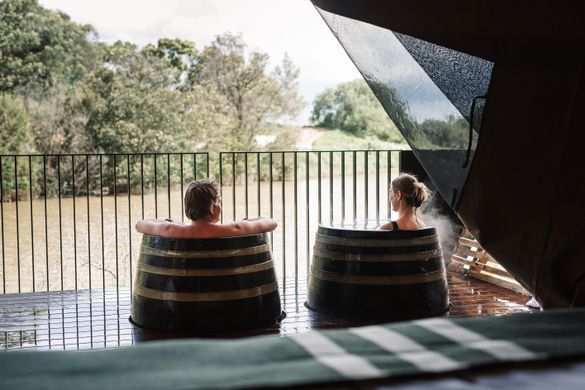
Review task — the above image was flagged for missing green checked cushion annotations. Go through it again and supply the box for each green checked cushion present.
[2,309,585,390]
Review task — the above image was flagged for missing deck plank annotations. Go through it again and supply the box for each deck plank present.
[0,272,536,351]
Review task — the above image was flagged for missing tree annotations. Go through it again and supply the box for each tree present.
[311,79,403,142]
[83,41,228,154]
[0,95,32,153]
[142,38,197,87]
[190,33,304,151]
[0,0,100,94]
[419,115,468,149]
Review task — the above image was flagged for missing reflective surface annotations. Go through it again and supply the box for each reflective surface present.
[317,8,494,206]
[1,271,536,351]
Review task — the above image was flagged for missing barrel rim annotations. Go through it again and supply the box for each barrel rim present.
[318,223,437,239]
[142,232,267,240]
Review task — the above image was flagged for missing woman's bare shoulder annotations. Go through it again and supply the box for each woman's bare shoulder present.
[378,222,394,231]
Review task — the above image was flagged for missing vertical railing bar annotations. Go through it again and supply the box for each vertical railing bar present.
[29,156,35,292]
[294,152,298,292]
[127,155,133,295]
[305,152,310,281]
[89,298,94,349]
[353,151,357,220]
[193,153,197,180]
[140,155,144,220]
[43,156,49,291]
[257,153,261,217]
[365,151,369,221]
[15,157,21,292]
[86,155,91,291]
[281,152,286,289]
[57,156,62,291]
[0,157,5,293]
[269,153,274,250]
[102,279,106,348]
[114,155,119,303]
[99,155,105,290]
[61,306,66,350]
[317,151,322,223]
[329,151,333,223]
[244,152,249,218]
[154,155,158,219]
[376,151,380,221]
[47,298,52,349]
[206,153,209,178]
[341,151,346,222]
[398,150,402,173]
[232,153,236,221]
[75,300,80,350]
[180,154,184,223]
[167,154,171,219]
[72,156,77,291]
[219,153,224,224]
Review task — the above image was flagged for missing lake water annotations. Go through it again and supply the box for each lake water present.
[0,174,397,294]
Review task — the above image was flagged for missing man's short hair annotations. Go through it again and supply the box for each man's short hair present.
[184,179,220,221]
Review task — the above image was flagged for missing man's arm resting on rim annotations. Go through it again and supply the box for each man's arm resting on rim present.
[135,219,186,236]
[223,217,278,236]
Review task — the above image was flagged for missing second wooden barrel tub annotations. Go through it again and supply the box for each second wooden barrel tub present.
[307,222,449,321]
[131,233,282,332]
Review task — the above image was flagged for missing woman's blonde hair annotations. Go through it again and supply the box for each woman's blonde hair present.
[391,173,430,208]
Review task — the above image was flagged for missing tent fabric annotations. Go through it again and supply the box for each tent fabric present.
[2,309,585,389]
[310,0,585,307]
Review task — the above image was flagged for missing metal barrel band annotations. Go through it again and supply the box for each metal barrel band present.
[136,260,275,277]
[310,269,446,285]
[312,248,443,262]
[134,281,279,302]
[315,233,439,248]
[140,244,269,259]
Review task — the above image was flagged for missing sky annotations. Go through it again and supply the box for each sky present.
[38,0,362,125]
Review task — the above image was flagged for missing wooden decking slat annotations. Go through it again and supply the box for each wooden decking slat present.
[0,272,536,351]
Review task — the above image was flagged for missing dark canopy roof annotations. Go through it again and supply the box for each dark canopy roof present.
[311,0,585,307]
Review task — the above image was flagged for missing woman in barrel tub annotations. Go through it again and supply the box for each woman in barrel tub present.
[136,179,277,237]
[380,173,430,231]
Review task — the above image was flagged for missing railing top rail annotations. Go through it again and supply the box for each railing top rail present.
[0,150,409,158]
[218,149,403,155]
[0,152,210,157]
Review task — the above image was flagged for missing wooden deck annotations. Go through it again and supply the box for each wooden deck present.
[0,271,536,351]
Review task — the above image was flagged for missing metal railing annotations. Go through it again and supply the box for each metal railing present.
[0,150,402,295]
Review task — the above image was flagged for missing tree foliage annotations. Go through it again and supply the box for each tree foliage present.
[0,0,100,93]
[0,95,32,153]
[0,1,303,158]
[311,78,403,142]
[191,34,303,151]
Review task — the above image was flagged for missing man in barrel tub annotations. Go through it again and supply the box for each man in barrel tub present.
[136,179,277,237]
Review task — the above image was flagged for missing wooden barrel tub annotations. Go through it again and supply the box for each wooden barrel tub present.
[131,233,282,332]
[307,222,448,321]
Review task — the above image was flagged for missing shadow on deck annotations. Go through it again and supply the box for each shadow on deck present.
[0,271,536,351]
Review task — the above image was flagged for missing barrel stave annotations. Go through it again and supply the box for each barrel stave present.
[132,233,282,332]
[308,224,449,321]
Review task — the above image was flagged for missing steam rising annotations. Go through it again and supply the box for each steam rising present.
[420,195,463,265]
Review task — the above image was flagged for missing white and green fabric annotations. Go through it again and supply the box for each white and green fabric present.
[2,309,585,390]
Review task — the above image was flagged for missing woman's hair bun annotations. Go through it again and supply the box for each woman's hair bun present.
[413,181,430,207]
[392,173,430,208]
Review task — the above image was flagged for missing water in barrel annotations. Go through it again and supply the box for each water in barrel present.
[308,221,449,320]
[131,232,282,332]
